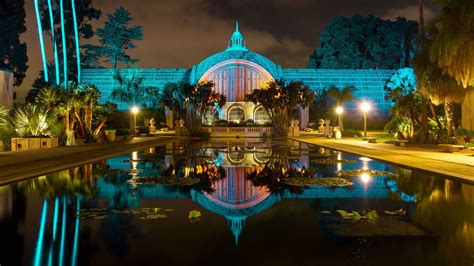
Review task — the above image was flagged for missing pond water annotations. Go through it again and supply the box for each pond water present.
[0,140,473,266]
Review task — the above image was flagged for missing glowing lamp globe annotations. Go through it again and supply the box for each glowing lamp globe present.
[336,106,344,114]
[360,102,371,113]
[131,106,140,114]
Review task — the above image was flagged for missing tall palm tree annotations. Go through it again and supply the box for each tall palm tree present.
[430,0,474,88]
[111,71,155,108]
[81,85,101,140]
[327,85,356,130]
[245,79,313,138]
[36,87,63,111]
[418,54,467,137]
[56,84,83,146]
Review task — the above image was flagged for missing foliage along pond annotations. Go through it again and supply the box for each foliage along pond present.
[0,140,473,266]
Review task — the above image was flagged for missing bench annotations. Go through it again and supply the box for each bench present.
[366,137,377,143]
[438,144,465,153]
[393,140,409,147]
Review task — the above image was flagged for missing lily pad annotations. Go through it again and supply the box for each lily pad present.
[366,210,378,220]
[384,209,406,216]
[188,210,201,219]
[351,212,362,223]
[145,214,167,219]
[282,177,353,187]
[337,210,355,219]
[311,158,357,164]
[336,169,396,177]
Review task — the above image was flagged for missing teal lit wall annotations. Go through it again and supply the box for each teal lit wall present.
[82,67,397,114]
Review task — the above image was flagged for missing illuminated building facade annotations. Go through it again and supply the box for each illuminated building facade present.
[82,23,398,128]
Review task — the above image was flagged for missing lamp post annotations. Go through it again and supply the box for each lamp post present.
[336,106,344,130]
[130,106,139,136]
[360,102,371,139]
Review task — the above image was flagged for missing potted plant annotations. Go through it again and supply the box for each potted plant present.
[104,129,117,142]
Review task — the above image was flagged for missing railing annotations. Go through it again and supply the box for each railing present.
[204,127,271,137]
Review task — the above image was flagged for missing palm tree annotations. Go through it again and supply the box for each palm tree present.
[14,104,58,137]
[36,86,63,111]
[430,0,474,88]
[81,85,101,140]
[326,85,356,130]
[418,62,467,138]
[158,82,189,121]
[111,71,155,108]
[185,81,226,136]
[56,84,84,146]
[245,79,313,138]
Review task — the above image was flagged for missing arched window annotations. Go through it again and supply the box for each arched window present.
[199,59,274,102]
[254,106,271,125]
[228,105,245,123]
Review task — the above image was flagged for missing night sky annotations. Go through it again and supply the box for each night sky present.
[18,0,438,100]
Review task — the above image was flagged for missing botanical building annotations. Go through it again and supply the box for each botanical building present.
[82,23,397,128]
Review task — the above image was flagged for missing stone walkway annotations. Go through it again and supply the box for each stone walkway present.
[0,137,176,185]
[292,137,474,184]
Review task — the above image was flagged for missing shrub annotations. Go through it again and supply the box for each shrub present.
[245,119,255,126]
[216,119,228,127]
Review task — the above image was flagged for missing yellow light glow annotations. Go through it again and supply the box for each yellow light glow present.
[360,102,371,113]
[360,173,371,184]
[336,106,343,114]
[131,106,139,114]
[359,157,372,162]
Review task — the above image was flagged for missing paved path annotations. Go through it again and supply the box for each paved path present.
[0,137,176,185]
[292,137,474,184]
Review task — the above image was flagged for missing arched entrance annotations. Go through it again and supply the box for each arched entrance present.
[253,106,271,125]
[199,59,274,122]
[228,105,245,123]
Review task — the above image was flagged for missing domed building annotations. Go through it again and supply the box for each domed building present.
[82,22,398,129]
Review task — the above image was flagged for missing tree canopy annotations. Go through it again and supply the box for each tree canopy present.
[111,71,157,108]
[245,79,314,138]
[308,16,418,69]
[158,81,226,136]
[86,6,143,69]
[36,0,101,86]
[0,0,28,85]
[429,0,474,88]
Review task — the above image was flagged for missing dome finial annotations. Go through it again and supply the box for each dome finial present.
[226,21,247,51]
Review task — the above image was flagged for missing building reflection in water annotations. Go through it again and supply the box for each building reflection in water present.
[6,141,473,264]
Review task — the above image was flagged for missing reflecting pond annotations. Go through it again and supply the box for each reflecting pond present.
[0,140,473,266]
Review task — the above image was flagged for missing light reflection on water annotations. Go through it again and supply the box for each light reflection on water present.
[0,140,473,266]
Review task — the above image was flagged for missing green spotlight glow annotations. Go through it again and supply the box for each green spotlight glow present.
[33,0,49,82]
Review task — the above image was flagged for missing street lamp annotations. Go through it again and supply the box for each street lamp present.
[335,106,344,130]
[360,102,371,139]
[130,105,139,136]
